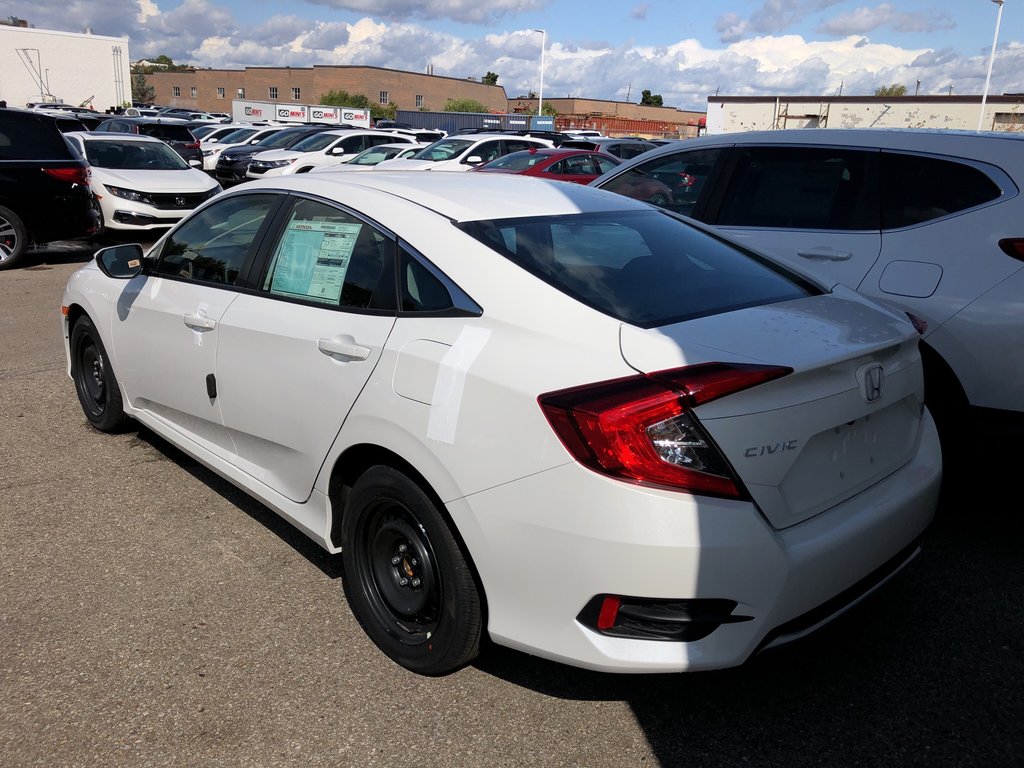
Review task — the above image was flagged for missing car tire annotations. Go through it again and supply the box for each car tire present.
[0,204,28,270]
[341,465,482,675]
[70,315,129,433]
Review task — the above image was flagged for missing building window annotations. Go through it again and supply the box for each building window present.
[190,86,197,98]
[379,91,389,105]
[237,88,245,99]
[269,87,278,100]
[216,87,225,99]
[415,95,423,108]
[172,86,180,97]
[292,87,301,100]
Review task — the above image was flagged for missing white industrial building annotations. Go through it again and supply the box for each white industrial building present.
[0,24,131,111]
[706,95,1024,134]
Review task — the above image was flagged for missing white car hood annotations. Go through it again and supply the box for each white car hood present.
[251,149,303,162]
[93,167,219,192]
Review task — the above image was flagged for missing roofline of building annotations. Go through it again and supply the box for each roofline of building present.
[0,25,128,42]
[709,94,1024,105]
[170,64,508,91]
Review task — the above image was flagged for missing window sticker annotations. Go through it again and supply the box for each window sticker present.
[270,218,363,304]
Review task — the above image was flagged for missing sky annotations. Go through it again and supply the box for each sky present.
[3,0,1022,111]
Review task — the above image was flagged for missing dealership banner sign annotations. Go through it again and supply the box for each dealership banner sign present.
[232,100,371,128]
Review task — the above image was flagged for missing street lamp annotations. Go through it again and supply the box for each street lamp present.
[978,0,1006,132]
[533,29,546,117]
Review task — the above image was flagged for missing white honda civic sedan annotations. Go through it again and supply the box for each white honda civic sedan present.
[65,131,221,233]
[61,172,941,675]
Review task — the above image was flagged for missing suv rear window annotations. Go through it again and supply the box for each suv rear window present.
[0,112,72,160]
[459,209,817,327]
[140,125,195,142]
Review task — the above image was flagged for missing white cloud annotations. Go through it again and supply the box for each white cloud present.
[300,0,546,25]
[817,4,956,36]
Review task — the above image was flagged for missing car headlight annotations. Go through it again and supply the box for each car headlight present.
[258,158,296,168]
[202,147,223,157]
[105,185,154,205]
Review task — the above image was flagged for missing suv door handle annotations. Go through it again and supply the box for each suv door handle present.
[318,336,371,361]
[796,246,853,261]
[183,313,217,331]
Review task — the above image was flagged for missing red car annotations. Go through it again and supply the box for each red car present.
[472,147,620,184]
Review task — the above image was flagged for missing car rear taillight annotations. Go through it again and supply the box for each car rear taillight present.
[998,238,1024,262]
[539,363,792,499]
[43,166,90,185]
[186,141,200,149]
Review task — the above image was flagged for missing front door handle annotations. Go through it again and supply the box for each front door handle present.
[796,246,853,261]
[318,336,371,361]
[184,313,217,331]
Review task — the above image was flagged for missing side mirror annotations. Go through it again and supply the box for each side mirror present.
[464,155,483,165]
[95,243,145,279]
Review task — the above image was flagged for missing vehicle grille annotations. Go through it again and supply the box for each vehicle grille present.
[149,191,214,210]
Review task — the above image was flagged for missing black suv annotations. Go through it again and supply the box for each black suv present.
[0,108,99,269]
[214,125,341,186]
[92,117,203,167]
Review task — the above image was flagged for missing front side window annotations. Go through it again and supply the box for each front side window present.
[880,152,1003,229]
[261,198,394,310]
[601,148,723,217]
[459,209,817,328]
[155,194,278,285]
[269,87,278,100]
[715,146,876,230]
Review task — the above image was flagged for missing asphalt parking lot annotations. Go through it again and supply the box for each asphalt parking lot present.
[1,240,1022,768]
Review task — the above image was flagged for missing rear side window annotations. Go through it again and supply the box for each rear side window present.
[716,146,876,230]
[459,210,817,328]
[0,113,72,159]
[142,125,194,142]
[880,152,1002,229]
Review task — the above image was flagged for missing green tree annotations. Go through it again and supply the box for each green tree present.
[639,89,664,107]
[444,98,490,113]
[131,73,155,104]
[320,89,371,108]
[874,83,908,97]
[482,71,499,86]
[541,101,558,116]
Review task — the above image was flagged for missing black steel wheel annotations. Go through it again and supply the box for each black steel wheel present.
[341,466,482,675]
[0,204,27,270]
[70,315,129,432]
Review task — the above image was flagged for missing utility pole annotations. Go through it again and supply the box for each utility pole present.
[625,83,631,102]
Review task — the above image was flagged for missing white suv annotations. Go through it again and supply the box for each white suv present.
[375,132,553,171]
[246,129,417,178]
[593,128,1024,442]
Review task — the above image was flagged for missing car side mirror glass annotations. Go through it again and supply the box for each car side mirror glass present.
[95,243,145,279]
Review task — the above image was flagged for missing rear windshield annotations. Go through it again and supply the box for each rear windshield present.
[140,124,194,142]
[0,112,72,160]
[458,210,818,327]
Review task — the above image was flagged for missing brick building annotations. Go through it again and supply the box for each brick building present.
[508,97,706,139]
[147,66,508,114]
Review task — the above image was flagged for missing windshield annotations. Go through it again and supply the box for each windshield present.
[255,130,308,149]
[458,209,818,328]
[350,146,404,165]
[411,138,475,162]
[291,133,342,152]
[85,140,188,170]
[218,128,258,144]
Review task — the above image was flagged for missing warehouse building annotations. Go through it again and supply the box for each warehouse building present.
[0,22,131,111]
[147,66,509,115]
[707,94,1024,134]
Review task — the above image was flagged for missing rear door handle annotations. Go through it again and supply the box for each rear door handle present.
[318,336,371,361]
[183,313,217,331]
[796,246,853,261]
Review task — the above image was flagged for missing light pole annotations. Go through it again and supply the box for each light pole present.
[533,29,546,117]
[978,0,1006,132]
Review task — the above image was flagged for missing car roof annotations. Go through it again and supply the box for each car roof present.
[237,170,651,222]
[606,127,1024,170]
[65,131,164,144]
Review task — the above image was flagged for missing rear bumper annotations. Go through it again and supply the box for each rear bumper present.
[451,410,941,673]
